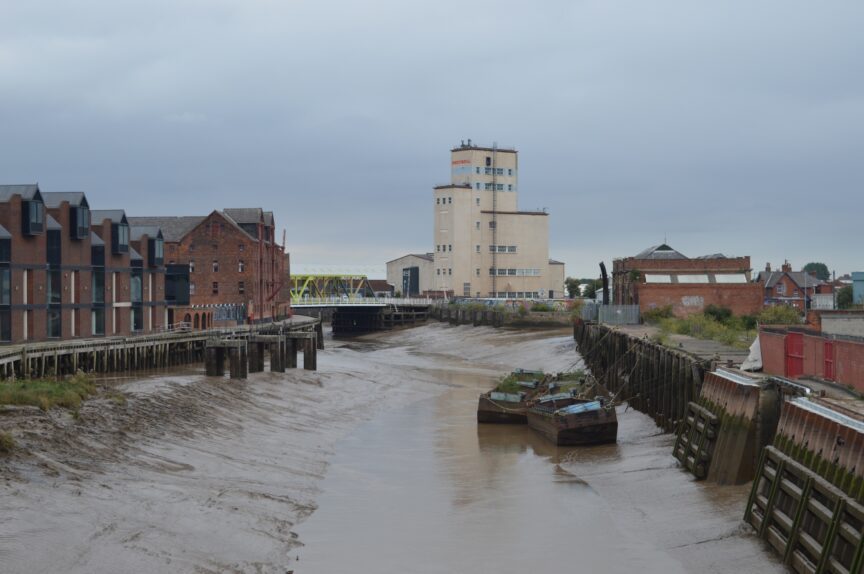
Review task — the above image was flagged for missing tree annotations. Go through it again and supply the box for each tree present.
[802,262,830,281]
[582,279,600,299]
[837,285,853,309]
[564,277,581,298]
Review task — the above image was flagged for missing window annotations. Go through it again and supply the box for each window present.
[113,223,129,254]
[508,184,512,191]
[507,246,516,253]
[489,221,496,229]
[508,169,513,176]
[475,183,480,190]
[47,270,62,304]
[475,268,480,276]
[485,157,491,166]
[448,268,451,275]
[436,198,440,204]
[489,245,496,252]
[92,270,105,303]
[448,197,452,204]
[448,244,452,251]
[476,198,480,206]
[508,268,517,276]
[212,282,219,295]
[498,246,507,253]
[238,281,245,294]
[23,201,44,235]
[239,243,245,252]
[0,269,9,305]
[436,245,440,252]
[189,260,195,273]
[238,260,245,273]
[152,238,164,266]
[189,283,196,295]
[776,283,785,295]
[463,283,471,296]
[91,308,105,336]
[475,167,480,174]
[475,221,480,230]
[73,206,90,239]
[212,260,219,272]
[437,269,441,275]
[475,245,480,253]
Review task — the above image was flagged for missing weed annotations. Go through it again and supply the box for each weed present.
[0,432,14,454]
[0,376,96,411]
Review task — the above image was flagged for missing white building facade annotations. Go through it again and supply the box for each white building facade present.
[432,141,563,298]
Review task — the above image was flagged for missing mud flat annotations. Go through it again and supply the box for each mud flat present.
[1,324,784,573]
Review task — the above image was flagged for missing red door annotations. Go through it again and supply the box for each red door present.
[824,341,835,381]
[785,333,804,378]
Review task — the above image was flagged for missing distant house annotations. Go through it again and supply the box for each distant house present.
[757,261,833,311]
[386,253,434,297]
[367,279,394,298]
[612,244,763,317]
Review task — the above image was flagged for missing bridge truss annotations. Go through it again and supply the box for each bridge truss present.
[289,274,374,301]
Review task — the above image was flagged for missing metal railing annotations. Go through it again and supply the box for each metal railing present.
[291,296,433,307]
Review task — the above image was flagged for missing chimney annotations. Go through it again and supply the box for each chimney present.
[781,260,792,273]
[765,262,771,273]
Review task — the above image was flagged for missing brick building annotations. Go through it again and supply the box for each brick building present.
[756,261,832,312]
[612,244,763,317]
[760,322,864,392]
[0,185,171,343]
[130,207,289,328]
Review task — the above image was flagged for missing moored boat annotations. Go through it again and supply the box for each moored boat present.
[527,393,618,446]
[477,370,545,424]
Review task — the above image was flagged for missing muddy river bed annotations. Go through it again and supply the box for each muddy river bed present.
[0,323,785,573]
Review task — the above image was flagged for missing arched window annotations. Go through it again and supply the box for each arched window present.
[183,313,191,328]
[202,314,207,330]
[194,314,200,329]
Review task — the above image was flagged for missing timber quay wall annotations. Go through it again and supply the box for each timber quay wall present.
[0,318,323,379]
[573,318,709,432]
[429,305,573,329]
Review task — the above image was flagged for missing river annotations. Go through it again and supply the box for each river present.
[0,323,785,573]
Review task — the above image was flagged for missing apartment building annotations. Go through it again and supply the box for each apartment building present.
[0,185,171,343]
[433,141,563,298]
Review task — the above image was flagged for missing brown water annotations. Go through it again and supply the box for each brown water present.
[0,323,784,573]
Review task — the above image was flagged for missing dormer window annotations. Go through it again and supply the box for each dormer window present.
[113,223,129,254]
[149,237,164,267]
[22,200,44,235]
[72,206,90,239]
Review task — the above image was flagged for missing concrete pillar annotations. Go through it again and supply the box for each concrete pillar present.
[269,342,283,372]
[249,342,265,372]
[229,346,247,379]
[286,338,298,369]
[303,338,317,371]
[205,347,225,376]
[316,322,324,350]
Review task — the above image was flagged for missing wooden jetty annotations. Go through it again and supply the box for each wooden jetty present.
[0,316,321,381]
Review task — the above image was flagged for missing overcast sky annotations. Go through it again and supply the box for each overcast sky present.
[1,1,862,279]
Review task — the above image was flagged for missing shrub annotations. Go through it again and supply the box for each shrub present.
[0,432,14,454]
[0,376,96,411]
[704,305,733,324]
[530,303,552,313]
[517,305,528,317]
[642,305,674,324]
[758,305,802,325]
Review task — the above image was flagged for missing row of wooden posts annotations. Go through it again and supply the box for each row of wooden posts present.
[0,319,325,380]
[204,330,322,379]
[573,319,708,432]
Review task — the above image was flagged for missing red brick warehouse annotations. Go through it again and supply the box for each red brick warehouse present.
[612,244,763,317]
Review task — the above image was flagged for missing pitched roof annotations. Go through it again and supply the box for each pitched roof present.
[549,259,565,265]
[758,271,826,289]
[43,191,88,208]
[223,208,263,225]
[128,216,205,242]
[633,244,687,260]
[367,279,393,292]
[91,209,127,224]
[46,214,62,231]
[263,211,274,227]
[0,224,11,239]
[0,184,41,201]
[386,253,434,264]
[90,231,104,246]
[129,246,142,261]
[129,225,163,241]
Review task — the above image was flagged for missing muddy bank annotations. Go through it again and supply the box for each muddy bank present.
[0,324,782,573]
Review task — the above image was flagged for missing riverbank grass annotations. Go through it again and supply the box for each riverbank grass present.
[0,373,96,411]
[0,432,14,454]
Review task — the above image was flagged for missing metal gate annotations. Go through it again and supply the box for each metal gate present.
[785,332,804,378]
[824,340,835,381]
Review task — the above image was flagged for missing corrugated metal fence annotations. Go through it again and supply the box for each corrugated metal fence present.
[581,303,640,325]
